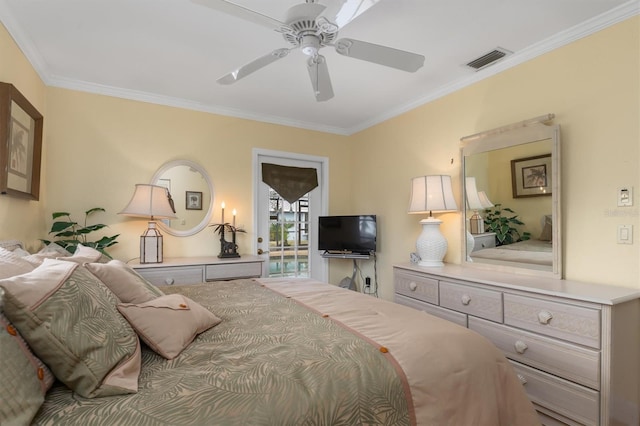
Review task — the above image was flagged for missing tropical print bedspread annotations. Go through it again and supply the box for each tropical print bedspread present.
[34,279,411,425]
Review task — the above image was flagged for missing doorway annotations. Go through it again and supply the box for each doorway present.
[253,149,328,282]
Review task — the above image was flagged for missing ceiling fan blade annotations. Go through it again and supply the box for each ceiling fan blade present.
[316,0,382,33]
[307,55,334,102]
[191,0,291,33]
[334,38,424,72]
[218,48,291,85]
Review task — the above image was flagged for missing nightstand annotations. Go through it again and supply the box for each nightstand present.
[471,232,496,252]
[130,255,264,286]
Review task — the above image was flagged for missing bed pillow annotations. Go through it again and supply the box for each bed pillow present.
[0,288,55,425]
[0,247,35,278]
[117,294,222,360]
[58,243,111,264]
[21,243,73,266]
[85,260,164,304]
[0,259,142,398]
[539,215,553,241]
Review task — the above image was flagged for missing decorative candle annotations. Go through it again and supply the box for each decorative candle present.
[221,202,225,223]
[232,209,236,228]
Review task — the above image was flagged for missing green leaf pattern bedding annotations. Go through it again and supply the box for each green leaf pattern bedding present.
[34,279,411,425]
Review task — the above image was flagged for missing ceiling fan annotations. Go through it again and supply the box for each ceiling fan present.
[192,0,425,101]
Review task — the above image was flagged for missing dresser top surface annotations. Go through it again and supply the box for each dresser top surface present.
[394,263,640,305]
[130,255,265,269]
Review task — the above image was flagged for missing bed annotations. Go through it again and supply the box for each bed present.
[0,242,540,426]
[470,238,553,269]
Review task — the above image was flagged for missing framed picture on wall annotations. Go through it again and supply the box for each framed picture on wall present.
[0,82,43,200]
[186,191,203,210]
[511,154,552,198]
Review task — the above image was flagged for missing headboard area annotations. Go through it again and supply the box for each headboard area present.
[0,240,26,312]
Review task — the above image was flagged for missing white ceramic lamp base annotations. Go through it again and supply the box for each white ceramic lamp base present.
[466,230,475,262]
[415,217,448,267]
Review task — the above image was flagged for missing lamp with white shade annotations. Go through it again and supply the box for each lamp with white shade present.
[119,184,177,264]
[408,175,458,267]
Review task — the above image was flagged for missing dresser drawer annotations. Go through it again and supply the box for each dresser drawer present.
[395,294,467,327]
[504,294,601,349]
[205,262,262,281]
[510,361,599,426]
[439,281,502,322]
[136,265,204,286]
[394,270,439,304]
[469,317,600,390]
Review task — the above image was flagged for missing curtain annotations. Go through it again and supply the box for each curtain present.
[261,163,318,204]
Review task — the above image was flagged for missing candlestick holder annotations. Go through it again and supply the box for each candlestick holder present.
[210,223,244,258]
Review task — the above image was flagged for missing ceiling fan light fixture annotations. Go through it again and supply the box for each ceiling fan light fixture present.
[300,35,321,56]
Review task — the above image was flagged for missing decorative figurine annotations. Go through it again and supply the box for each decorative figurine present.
[211,222,245,258]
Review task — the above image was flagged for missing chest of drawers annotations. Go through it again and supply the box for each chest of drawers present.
[394,263,640,426]
[131,256,264,286]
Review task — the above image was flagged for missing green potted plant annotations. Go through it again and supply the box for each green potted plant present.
[483,204,531,246]
[41,208,119,257]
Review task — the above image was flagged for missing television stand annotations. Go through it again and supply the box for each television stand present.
[321,251,376,295]
[321,251,371,259]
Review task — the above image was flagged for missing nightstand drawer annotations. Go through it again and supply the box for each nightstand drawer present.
[136,265,204,286]
[205,262,262,280]
[440,281,502,322]
[471,232,496,251]
[470,317,600,389]
[394,270,439,304]
[504,294,601,349]
[510,361,599,426]
[395,294,467,327]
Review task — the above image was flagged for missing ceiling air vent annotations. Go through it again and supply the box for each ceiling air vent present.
[466,48,512,71]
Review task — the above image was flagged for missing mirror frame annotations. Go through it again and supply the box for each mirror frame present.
[150,159,214,237]
[461,117,562,279]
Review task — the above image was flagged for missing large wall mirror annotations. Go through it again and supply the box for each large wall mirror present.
[461,115,562,278]
[151,160,214,237]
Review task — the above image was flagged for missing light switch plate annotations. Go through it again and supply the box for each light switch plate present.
[618,224,633,244]
[618,187,633,207]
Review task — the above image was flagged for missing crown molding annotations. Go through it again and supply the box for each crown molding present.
[1,0,637,136]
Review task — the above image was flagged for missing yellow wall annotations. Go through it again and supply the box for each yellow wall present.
[351,16,640,298]
[1,17,638,299]
[0,23,48,250]
[43,89,352,265]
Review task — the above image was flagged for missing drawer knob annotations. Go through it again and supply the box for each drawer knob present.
[461,294,471,305]
[409,282,417,291]
[165,278,175,285]
[514,340,528,354]
[517,374,527,385]
[537,310,553,325]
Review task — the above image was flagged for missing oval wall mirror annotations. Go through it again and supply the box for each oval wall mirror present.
[150,160,214,237]
[461,115,562,278]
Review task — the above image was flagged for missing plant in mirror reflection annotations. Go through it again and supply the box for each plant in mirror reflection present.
[483,204,531,246]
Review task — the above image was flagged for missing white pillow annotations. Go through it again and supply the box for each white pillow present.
[0,248,35,279]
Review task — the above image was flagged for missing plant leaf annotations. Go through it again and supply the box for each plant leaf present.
[52,212,70,219]
[50,221,76,233]
[85,207,106,216]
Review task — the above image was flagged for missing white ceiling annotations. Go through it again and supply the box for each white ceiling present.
[0,0,637,135]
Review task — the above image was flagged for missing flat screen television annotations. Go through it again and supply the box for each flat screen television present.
[318,215,377,254]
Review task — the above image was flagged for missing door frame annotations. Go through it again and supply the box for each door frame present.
[252,148,329,282]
